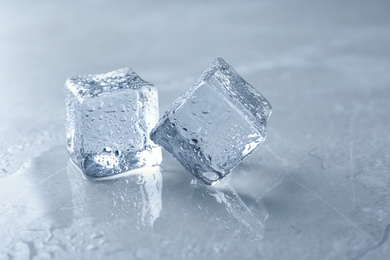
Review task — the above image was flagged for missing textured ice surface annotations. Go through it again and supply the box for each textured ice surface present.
[65,68,161,179]
[151,58,272,185]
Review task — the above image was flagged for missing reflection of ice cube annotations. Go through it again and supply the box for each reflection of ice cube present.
[138,168,163,227]
[212,185,267,240]
[65,68,162,179]
[151,58,272,185]
[157,166,268,243]
[67,163,163,228]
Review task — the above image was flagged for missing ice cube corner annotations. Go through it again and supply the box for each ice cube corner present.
[150,58,272,185]
[65,68,161,179]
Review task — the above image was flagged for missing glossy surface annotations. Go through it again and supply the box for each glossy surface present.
[151,58,271,185]
[0,0,389,259]
[65,68,161,178]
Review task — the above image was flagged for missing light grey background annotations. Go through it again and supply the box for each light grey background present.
[0,0,389,259]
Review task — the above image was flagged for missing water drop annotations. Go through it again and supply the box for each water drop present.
[166,128,176,138]
[181,142,189,150]
[192,164,202,174]
[86,106,95,112]
[103,147,112,153]
[201,171,220,182]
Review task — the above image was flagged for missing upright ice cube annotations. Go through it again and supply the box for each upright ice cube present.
[65,68,161,179]
[151,58,271,185]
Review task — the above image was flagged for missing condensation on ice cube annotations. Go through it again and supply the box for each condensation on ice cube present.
[65,68,162,179]
[151,58,272,185]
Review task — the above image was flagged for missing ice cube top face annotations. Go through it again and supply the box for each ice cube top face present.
[151,58,272,185]
[65,68,161,179]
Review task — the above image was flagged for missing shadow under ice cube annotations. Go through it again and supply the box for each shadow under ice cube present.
[151,58,272,185]
[65,68,161,179]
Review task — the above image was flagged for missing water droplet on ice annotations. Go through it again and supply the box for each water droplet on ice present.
[86,106,95,112]
[181,142,189,150]
[103,147,112,153]
[201,171,219,182]
[166,128,176,138]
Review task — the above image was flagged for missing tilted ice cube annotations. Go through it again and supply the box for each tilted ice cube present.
[65,68,161,179]
[151,58,271,185]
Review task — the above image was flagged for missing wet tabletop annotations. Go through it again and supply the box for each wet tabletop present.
[1,0,390,259]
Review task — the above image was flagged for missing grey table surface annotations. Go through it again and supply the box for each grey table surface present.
[1,0,390,259]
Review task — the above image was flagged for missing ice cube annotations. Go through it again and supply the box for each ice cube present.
[150,58,271,185]
[65,68,162,179]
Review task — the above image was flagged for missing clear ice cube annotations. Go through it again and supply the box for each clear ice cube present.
[151,58,272,185]
[65,68,162,179]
